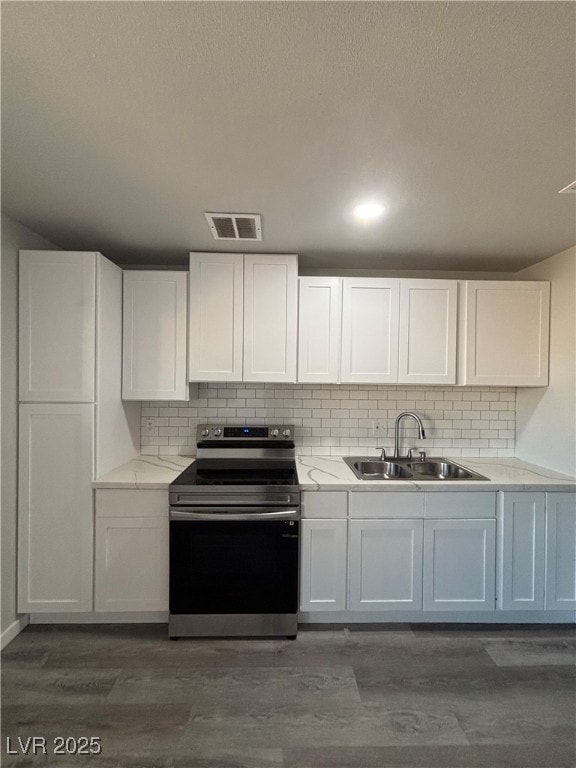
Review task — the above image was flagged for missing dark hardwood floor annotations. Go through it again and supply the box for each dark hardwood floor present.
[2,623,575,768]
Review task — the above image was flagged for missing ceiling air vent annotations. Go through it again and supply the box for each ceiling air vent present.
[558,180,576,193]
[205,213,262,241]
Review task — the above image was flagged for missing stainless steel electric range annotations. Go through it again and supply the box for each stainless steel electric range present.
[168,425,300,639]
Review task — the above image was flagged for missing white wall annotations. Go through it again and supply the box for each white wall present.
[515,246,576,477]
[1,214,61,642]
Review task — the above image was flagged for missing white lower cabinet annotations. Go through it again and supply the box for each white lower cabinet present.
[497,491,576,612]
[497,492,546,610]
[349,519,423,610]
[18,404,95,613]
[545,493,576,610]
[300,519,347,611]
[95,490,168,612]
[423,518,496,611]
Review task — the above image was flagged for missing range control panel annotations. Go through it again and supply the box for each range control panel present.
[196,425,294,441]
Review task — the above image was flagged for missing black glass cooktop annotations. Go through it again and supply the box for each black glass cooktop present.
[171,459,298,488]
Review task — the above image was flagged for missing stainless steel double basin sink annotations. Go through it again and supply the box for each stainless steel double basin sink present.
[343,457,489,481]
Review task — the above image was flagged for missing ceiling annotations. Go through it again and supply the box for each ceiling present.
[2,1,575,271]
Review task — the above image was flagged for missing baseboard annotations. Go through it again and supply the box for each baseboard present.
[29,611,168,624]
[1,614,30,649]
[299,610,576,623]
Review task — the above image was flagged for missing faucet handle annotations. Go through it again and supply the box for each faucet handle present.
[407,448,427,461]
[378,447,388,460]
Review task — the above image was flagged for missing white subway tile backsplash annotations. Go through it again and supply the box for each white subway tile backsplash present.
[140,384,516,457]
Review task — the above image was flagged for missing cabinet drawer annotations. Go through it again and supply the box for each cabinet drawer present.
[302,491,348,518]
[95,489,168,518]
[425,492,496,519]
[350,492,424,518]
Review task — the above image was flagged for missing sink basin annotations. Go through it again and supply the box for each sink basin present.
[344,456,489,481]
[353,460,413,479]
[411,461,475,479]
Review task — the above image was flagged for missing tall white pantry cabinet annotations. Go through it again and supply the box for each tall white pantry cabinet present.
[18,251,139,613]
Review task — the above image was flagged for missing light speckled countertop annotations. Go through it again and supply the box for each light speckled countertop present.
[93,455,194,489]
[94,454,575,492]
[296,455,575,492]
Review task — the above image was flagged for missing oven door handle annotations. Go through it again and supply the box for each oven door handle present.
[169,508,300,521]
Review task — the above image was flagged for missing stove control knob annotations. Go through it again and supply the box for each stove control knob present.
[201,428,209,437]
[282,429,291,437]
[270,429,279,437]
[213,428,222,437]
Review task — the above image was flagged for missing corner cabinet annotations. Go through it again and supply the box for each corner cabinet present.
[188,252,298,383]
[459,281,550,386]
[122,271,188,400]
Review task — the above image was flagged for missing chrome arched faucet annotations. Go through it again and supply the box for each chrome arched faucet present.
[393,412,426,459]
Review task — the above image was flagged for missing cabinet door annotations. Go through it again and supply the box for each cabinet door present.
[461,281,550,386]
[18,404,94,612]
[19,251,96,402]
[398,280,457,384]
[349,520,423,610]
[497,492,545,611]
[545,493,576,610]
[189,252,244,381]
[300,519,347,611]
[340,278,400,383]
[122,271,188,400]
[243,254,298,382]
[423,519,496,611]
[298,277,342,383]
[95,517,168,612]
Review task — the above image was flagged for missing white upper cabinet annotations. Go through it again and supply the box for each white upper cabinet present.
[19,251,96,402]
[243,254,298,382]
[122,271,188,400]
[188,253,298,383]
[188,252,243,381]
[459,281,550,386]
[398,279,457,385]
[297,277,342,383]
[340,278,400,383]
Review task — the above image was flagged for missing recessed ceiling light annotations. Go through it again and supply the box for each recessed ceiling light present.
[353,202,386,220]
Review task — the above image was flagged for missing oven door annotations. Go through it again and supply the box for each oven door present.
[169,510,299,616]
